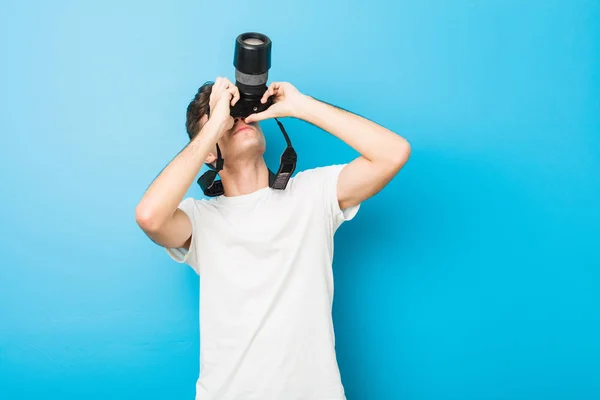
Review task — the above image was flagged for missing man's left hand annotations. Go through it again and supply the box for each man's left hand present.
[244,82,308,123]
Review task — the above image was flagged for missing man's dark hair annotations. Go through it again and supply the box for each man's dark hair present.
[186,81,214,140]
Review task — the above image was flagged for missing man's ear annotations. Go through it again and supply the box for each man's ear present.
[205,151,217,166]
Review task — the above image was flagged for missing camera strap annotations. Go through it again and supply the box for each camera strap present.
[197,118,297,197]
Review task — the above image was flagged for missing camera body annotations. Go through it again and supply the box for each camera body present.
[229,83,273,118]
[230,32,273,119]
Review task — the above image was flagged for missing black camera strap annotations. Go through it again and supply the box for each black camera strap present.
[197,117,297,197]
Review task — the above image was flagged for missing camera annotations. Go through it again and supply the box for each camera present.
[198,32,297,197]
[230,32,273,119]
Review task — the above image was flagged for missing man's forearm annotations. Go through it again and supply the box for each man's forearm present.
[135,121,220,231]
[295,95,409,164]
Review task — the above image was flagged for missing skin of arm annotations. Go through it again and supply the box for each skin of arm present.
[135,121,221,249]
[296,95,411,209]
[245,82,411,209]
[135,77,239,249]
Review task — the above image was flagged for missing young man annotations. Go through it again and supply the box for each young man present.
[135,77,411,399]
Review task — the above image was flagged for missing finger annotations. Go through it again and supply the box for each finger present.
[261,83,274,103]
[219,77,233,95]
[261,82,277,103]
[223,88,233,102]
[268,82,279,99]
[222,77,235,88]
[228,86,240,106]
[244,113,259,123]
[210,78,218,95]
[244,109,272,123]
[218,77,230,92]
[211,78,221,103]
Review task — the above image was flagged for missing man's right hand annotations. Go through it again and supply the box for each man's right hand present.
[208,77,240,136]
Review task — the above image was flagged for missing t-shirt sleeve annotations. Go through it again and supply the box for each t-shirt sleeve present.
[165,197,201,274]
[321,164,361,231]
[293,164,361,232]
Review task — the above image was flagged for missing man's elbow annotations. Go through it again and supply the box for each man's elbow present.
[385,137,411,171]
[135,204,163,234]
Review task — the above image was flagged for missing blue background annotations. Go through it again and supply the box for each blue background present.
[1,0,599,399]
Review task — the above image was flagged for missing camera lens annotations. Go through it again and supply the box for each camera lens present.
[243,37,264,45]
[233,32,271,87]
[230,32,273,118]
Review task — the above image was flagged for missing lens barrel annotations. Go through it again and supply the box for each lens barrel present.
[233,32,271,80]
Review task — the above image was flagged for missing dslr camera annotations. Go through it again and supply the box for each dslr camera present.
[230,32,274,119]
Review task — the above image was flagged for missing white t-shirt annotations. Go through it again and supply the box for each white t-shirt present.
[166,164,360,400]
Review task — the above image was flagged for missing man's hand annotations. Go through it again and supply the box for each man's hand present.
[208,77,240,135]
[244,82,308,123]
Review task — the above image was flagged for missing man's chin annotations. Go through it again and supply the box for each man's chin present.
[233,138,265,156]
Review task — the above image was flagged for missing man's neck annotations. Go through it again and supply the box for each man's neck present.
[220,158,270,197]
